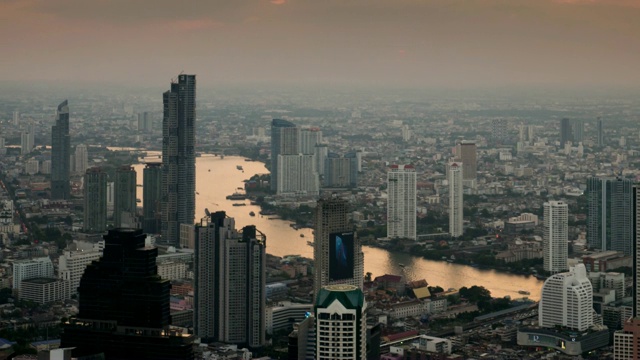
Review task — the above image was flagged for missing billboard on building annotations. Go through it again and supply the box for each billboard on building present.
[329,232,354,281]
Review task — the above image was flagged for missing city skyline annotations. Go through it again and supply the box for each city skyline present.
[1,1,639,89]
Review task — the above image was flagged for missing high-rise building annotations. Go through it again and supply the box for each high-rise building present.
[587,177,633,255]
[74,144,88,174]
[387,165,416,240]
[560,118,573,146]
[313,197,364,298]
[51,100,71,200]
[138,111,152,132]
[58,250,102,295]
[61,229,194,359]
[633,186,640,317]
[314,144,329,176]
[162,74,196,245]
[300,127,322,155]
[315,284,367,360]
[544,200,569,273]
[83,168,107,233]
[491,118,509,144]
[456,140,477,180]
[324,153,358,188]
[448,162,464,238]
[143,162,162,234]
[12,257,54,291]
[539,264,593,331]
[20,131,34,155]
[572,119,584,144]
[270,119,298,191]
[277,154,319,195]
[0,137,6,155]
[12,111,19,126]
[597,117,604,147]
[194,211,266,347]
[114,166,137,228]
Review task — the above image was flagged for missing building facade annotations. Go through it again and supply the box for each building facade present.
[162,74,196,245]
[143,162,162,234]
[539,264,593,331]
[12,257,54,291]
[83,167,107,233]
[74,144,88,174]
[20,278,70,304]
[387,165,416,240]
[58,250,102,295]
[544,200,569,273]
[277,154,319,195]
[51,100,71,200]
[587,177,633,255]
[448,162,464,238]
[270,119,299,191]
[114,166,137,228]
[456,140,477,180]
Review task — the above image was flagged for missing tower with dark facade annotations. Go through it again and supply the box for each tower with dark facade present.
[143,162,162,234]
[560,118,573,146]
[51,100,71,199]
[83,167,107,233]
[270,119,298,191]
[587,177,633,255]
[61,228,194,359]
[162,74,196,245]
[114,166,137,228]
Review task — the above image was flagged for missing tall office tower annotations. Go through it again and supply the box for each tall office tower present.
[0,137,5,155]
[300,127,322,155]
[324,153,358,188]
[12,257,54,291]
[527,125,535,142]
[634,186,640,317]
[137,111,152,132]
[114,166,137,228]
[543,200,569,273]
[587,177,633,255]
[313,197,364,298]
[448,162,464,238]
[83,168,107,233]
[194,211,266,347]
[20,131,34,155]
[597,117,604,146]
[58,250,102,295]
[277,154,319,195]
[491,118,509,144]
[143,162,162,234]
[539,264,593,331]
[456,140,477,180]
[315,284,367,360]
[560,118,573,146]
[270,119,299,191]
[61,229,194,359]
[387,165,417,240]
[572,119,584,143]
[314,144,329,176]
[12,111,19,126]
[74,144,88,174]
[162,74,196,245]
[51,100,71,200]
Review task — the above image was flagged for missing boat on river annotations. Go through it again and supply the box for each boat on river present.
[518,290,531,295]
[249,211,256,216]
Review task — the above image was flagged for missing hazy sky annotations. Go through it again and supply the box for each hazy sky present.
[1,0,639,89]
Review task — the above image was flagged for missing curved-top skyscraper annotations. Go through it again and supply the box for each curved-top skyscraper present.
[51,100,71,200]
[162,74,196,245]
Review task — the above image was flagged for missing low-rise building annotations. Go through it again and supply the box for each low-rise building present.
[19,278,70,304]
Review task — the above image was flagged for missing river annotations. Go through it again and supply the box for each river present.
[132,154,543,300]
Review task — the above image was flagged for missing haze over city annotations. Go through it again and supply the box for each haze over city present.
[2,0,640,89]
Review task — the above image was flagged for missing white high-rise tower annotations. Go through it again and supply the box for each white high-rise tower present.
[75,144,89,174]
[387,165,417,240]
[539,264,593,331]
[544,201,569,273]
[448,162,464,237]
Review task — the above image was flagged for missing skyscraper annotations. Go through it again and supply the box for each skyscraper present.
[74,144,88,174]
[587,177,633,255]
[138,111,152,132]
[456,141,477,180]
[270,119,298,191]
[51,100,71,200]
[314,197,364,298]
[539,264,593,331]
[20,130,34,155]
[194,211,266,347]
[387,164,417,240]
[61,229,194,359]
[572,119,584,144]
[12,111,19,126]
[324,153,358,188]
[83,167,107,233]
[597,117,604,147]
[300,127,322,155]
[560,118,573,146]
[491,118,509,144]
[315,285,367,360]
[162,74,196,245]
[277,154,319,195]
[114,166,137,228]
[633,186,640,317]
[448,162,464,238]
[544,200,569,273]
[143,162,162,234]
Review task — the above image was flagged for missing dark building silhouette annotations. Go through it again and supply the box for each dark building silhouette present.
[51,100,71,200]
[560,118,573,146]
[113,166,137,228]
[83,167,107,233]
[162,74,196,245]
[61,228,194,359]
[143,162,162,234]
[270,119,298,191]
[597,117,604,146]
